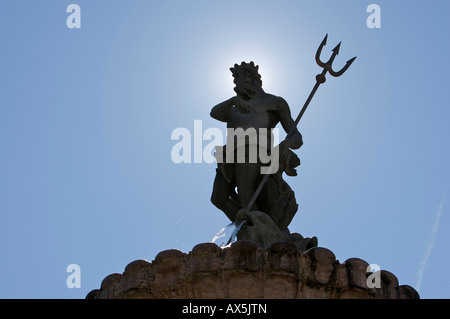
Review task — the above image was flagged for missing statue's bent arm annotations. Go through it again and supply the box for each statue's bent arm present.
[277,97,303,149]
[210,97,235,122]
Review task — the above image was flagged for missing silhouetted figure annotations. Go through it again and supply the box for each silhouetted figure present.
[210,61,301,232]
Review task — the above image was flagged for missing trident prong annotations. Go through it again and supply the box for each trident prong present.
[315,34,328,68]
[329,56,357,77]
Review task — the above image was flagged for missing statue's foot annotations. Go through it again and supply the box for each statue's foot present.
[306,236,318,250]
[287,233,318,253]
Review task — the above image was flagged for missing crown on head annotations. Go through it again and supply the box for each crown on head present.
[230,61,262,86]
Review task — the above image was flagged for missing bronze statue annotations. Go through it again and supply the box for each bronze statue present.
[210,61,302,230]
[210,35,356,251]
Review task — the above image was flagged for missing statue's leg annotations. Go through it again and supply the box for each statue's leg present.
[211,171,240,221]
[235,162,260,211]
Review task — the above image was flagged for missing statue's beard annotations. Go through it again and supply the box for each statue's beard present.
[234,83,256,101]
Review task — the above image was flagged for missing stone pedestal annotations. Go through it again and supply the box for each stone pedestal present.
[86,241,419,299]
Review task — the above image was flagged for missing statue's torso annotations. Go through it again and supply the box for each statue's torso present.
[227,93,280,131]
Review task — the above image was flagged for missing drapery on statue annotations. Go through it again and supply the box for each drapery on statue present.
[210,61,316,251]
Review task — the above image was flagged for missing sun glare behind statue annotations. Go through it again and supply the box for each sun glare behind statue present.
[205,43,287,103]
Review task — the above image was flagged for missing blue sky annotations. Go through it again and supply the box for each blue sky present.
[0,1,449,299]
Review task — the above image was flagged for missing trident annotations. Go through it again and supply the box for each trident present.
[245,34,357,212]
